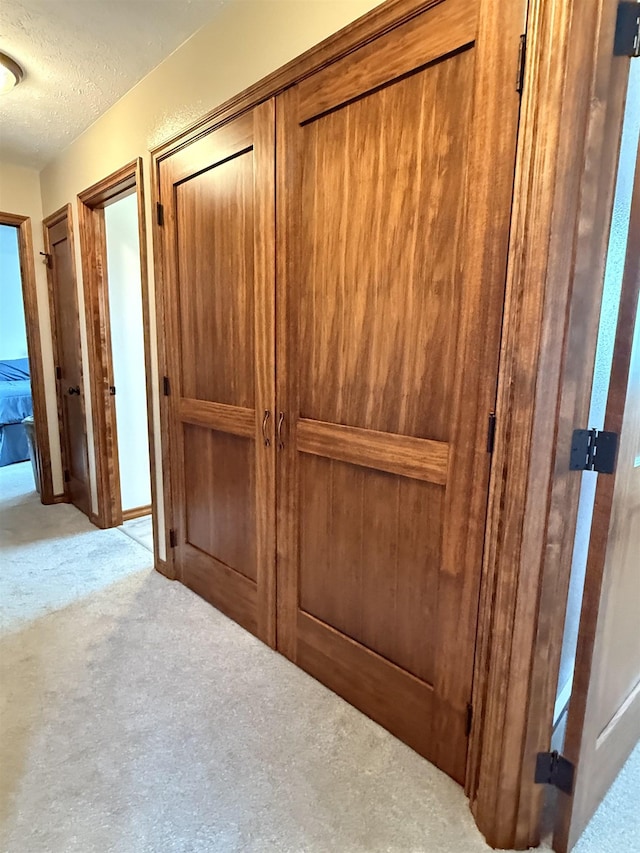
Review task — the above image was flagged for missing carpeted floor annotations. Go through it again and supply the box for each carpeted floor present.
[118,514,154,553]
[0,462,638,853]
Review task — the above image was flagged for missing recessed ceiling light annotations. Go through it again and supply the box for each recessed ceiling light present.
[0,52,23,94]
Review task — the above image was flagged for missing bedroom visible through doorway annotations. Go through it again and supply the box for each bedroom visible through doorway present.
[0,224,34,477]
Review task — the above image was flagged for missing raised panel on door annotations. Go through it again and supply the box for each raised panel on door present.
[276,0,526,783]
[46,214,91,517]
[159,102,276,645]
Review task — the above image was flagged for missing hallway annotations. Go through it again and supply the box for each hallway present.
[0,463,637,853]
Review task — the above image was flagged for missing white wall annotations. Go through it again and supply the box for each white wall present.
[0,224,28,360]
[104,194,151,512]
[0,162,63,493]
[37,0,385,554]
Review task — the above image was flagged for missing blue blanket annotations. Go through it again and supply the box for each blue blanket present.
[0,359,32,466]
[0,359,32,426]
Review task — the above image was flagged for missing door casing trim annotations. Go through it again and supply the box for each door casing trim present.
[77,159,159,568]
[0,210,55,504]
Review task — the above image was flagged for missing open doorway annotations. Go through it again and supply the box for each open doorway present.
[77,160,156,556]
[0,212,54,503]
[104,193,152,548]
[0,224,32,469]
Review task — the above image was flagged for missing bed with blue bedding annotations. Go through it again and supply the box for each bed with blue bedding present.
[0,358,33,466]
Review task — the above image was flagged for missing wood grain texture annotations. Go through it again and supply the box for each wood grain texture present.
[158,101,276,646]
[297,419,449,484]
[299,455,443,684]
[77,198,121,528]
[297,49,472,443]
[0,211,55,504]
[43,205,91,518]
[276,0,525,788]
[183,425,257,582]
[554,130,640,853]
[469,0,633,848]
[176,149,255,408]
[179,399,254,437]
[151,0,447,160]
[296,0,473,124]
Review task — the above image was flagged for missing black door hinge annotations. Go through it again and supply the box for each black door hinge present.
[64,469,70,483]
[156,202,164,226]
[465,703,473,737]
[487,411,497,454]
[163,376,171,396]
[109,385,116,396]
[535,751,575,796]
[169,528,177,548]
[55,365,62,380]
[570,428,618,474]
[516,34,527,93]
[614,2,640,56]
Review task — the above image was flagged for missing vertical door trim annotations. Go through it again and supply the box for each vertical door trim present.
[469,0,633,848]
[77,160,160,561]
[0,210,55,503]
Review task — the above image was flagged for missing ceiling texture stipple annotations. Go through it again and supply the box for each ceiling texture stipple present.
[0,0,228,170]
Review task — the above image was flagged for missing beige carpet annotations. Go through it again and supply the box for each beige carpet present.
[1,462,638,853]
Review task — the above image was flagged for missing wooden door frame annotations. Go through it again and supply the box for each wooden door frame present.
[0,210,55,503]
[468,0,634,848]
[43,204,90,509]
[77,159,157,547]
[150,0,634,848]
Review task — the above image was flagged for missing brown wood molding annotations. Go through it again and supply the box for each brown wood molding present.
[151,0,445,161]
[150,132,177,579]
[42,203,90,511]
[78,160,137,209]
[469,0,632,848]
[122,504,152,521]
[0,210,55,504]
[77,158,158,554]
[77,193,121,528]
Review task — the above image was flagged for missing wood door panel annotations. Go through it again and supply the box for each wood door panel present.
[160,100,276,645]
[296,611,469,784]
[176,149,255,408]
[299,455,442,683]
[179,398,254,438]
[299,47,473,441]
[180,543,258,637]
[297,418,449,484]
[45,210,91,516]
[183,424,257,582]
[296,0,474,125]
[277,0,525,784]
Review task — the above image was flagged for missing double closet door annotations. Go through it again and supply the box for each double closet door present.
[158,0,523,785]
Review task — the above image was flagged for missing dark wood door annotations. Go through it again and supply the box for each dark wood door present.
[276,0,526,783]
[159,102,276,644]
[45,209,91,517]
[554,139,640,853]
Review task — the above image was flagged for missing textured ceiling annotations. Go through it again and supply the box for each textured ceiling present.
[0,0,227,169]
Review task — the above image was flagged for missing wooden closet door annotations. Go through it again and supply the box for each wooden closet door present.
[276,0,526,783]
[45,211,91,517]
[159,102,276,644]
